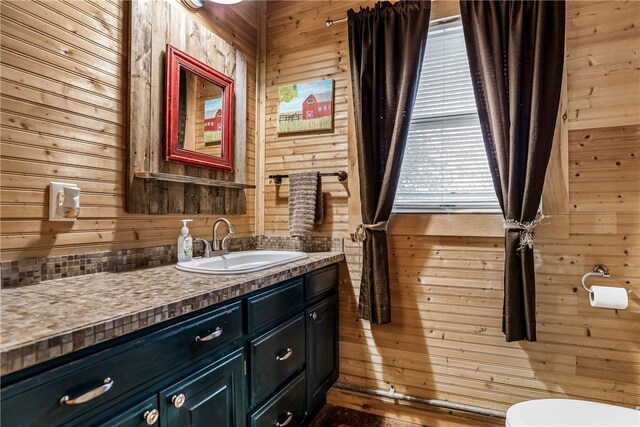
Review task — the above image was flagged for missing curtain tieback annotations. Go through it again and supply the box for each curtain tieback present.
[354,221,388,243]
[503,214,548,251]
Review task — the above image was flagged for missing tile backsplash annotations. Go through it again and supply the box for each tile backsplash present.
[1,236,343,288]
[255,235,342,252]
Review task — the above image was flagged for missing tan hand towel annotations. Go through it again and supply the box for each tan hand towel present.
[288,171,323,237]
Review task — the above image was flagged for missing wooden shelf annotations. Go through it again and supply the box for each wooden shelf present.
[135,172,256,189]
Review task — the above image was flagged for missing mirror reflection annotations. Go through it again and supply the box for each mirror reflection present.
[178,69,224,158]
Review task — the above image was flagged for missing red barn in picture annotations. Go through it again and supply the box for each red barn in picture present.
[204,109,223,132]
[302,93,332,119]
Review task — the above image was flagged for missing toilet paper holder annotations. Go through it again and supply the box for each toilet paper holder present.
[581,265,629,294]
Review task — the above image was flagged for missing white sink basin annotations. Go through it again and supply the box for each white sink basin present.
[175,250,308,274]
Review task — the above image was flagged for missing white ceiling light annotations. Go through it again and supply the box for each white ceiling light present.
[181,0,204,9]
[182,0,242,9]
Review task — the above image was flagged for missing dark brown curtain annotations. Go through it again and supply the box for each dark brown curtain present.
[460,1,565,341]
[347,1,431,324]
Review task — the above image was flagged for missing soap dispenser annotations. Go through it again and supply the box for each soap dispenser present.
[178,219,194,262]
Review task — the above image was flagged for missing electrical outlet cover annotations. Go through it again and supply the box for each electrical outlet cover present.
[49,182,79,221]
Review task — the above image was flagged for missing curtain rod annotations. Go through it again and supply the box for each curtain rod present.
[325,16,347,27]
[325,14,460,27]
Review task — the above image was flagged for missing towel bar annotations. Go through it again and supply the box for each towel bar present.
[269,171,348,185]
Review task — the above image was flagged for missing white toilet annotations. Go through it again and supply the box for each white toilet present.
[506,399,640,427]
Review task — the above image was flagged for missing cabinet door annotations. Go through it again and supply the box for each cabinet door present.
[160,349,245,427]
[305,294,339,409]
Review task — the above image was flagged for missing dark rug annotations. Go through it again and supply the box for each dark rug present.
[307,404,425,427]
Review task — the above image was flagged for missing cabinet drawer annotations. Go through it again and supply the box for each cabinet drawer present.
[249,372,306,427]
[247,279,304,333]
[249,314,305,407]
[1,302,242,427]
[305,264,338,301]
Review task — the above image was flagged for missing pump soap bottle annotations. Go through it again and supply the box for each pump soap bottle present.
[178,219,194,262]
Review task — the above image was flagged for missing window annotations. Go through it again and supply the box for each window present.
[394,19,500,213]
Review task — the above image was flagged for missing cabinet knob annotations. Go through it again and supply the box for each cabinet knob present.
[59,378,114,405]
[171,393,186,408]
[310,312,317,320]
[275,348,293,361]
[276,411,293,427]
[143,409,159,425]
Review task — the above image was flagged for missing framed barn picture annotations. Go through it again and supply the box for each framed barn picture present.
[203,97,223,145]
[277,79,334,134]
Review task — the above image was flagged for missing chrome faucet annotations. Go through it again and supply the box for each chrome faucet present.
[212,218,234,251]
[193,238,212,258]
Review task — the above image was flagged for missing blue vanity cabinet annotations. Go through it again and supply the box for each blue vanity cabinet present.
[246,263,340,426]
[0,262,340,427]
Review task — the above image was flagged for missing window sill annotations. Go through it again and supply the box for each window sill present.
[387,213,569,239]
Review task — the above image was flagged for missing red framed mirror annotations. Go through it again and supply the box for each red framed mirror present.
[165,44,234,171]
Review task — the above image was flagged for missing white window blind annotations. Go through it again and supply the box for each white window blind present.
[394,19,500,213]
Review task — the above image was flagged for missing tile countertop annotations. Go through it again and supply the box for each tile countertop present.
[0,251,344,376]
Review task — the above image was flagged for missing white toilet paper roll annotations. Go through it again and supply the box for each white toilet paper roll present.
[589,285,628,309]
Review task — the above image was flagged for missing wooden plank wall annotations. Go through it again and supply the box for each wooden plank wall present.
[263,1,361,236]
[0,0,638,420]
[0,0,258,260]
[264,0,640,420]
[127,0,248,215]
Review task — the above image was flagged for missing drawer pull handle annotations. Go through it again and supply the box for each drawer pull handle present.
[276,411,293,427]
[310,311,317,320]
[171,393,186,408]
[195,327,222,343]
[143,409,159,425]
[276,348,293,361]
[59,378,114,405]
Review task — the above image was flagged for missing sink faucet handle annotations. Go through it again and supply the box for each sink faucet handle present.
[193,238,212,257]
[220,232,234,251]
